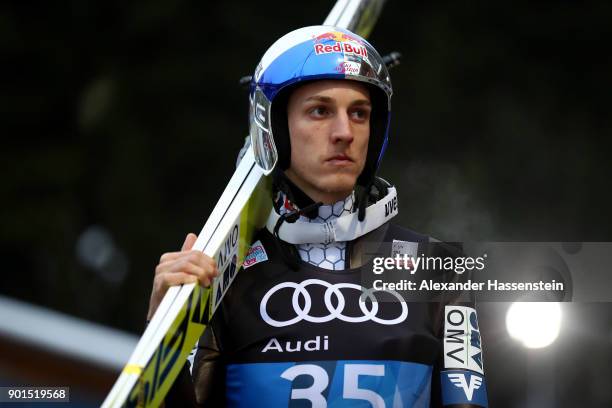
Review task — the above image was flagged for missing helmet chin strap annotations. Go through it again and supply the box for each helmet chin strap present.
[266,186,398,245]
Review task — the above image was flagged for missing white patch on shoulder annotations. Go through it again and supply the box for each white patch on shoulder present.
[392,239,418,257]
[243,240,268,269]
[391,239,419,270]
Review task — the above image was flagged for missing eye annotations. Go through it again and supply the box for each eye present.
[308,105,331,118]
[350,107,371,122]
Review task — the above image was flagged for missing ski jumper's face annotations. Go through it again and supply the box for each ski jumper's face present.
[285,80,371,204]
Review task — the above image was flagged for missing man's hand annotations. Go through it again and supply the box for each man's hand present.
[147,233,218,321]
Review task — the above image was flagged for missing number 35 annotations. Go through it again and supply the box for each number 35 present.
[281,363,386,407]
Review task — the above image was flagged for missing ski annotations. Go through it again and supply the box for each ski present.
[102,1,387,406]
[102,147,269,407]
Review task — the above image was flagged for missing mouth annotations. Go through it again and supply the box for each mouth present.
[326,154,353,166]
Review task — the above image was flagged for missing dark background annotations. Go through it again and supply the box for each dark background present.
[1,1,611,406]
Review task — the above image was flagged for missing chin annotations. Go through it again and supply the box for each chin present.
[316,174,357,196]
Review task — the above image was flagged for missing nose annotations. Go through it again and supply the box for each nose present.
[330,111,354,144]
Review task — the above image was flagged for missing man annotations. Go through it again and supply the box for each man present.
[149,26,488,407]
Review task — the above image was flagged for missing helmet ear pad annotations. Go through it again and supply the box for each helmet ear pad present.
[270,80,389,186]
[270,86,292,171]
[357,83,389,189]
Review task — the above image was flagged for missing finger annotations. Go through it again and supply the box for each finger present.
[198,266,218,288]
[159,251,184,264]
[157,251,215,275]
[165,257,218,288]
[155,257,201,278]
[181,232,198,251]
[155,271,198,292]
[158,267,216,290]
[159,248,208,266]
[200,263,219,287]
[180,233,190,251]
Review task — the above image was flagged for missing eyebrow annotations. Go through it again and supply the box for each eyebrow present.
[351,99,372,107]
[303,95,372,106]
[304,95,333,103]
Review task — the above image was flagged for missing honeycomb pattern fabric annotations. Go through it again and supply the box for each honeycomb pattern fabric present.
[277,192,355,270]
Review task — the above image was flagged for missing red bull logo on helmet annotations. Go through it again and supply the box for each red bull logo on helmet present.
[312,31,368,58]
[312,31,364,44]
[314,41,368,57]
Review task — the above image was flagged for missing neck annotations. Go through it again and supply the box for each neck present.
[283,170,352,205]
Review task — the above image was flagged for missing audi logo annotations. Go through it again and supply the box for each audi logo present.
[260,279,408,327]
